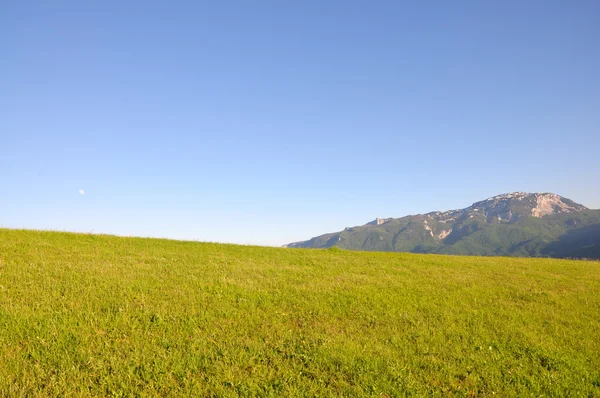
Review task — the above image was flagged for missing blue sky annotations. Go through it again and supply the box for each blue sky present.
[2,1,599,245]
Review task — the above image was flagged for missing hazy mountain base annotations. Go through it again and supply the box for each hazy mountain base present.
[0,229,599,396]
[288,210,600,259]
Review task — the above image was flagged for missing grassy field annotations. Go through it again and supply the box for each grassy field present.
[0,229,599,396]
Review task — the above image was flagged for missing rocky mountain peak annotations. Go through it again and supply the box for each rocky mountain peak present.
[286,192,598,257]
[529,193,587,217]
[473,192,586,218]
[427,192,587,224]
[365,218,392,226]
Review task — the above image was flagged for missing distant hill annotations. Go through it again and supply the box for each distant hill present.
[285,192,600,259]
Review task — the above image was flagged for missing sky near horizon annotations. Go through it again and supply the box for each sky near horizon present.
[2,1,599,246]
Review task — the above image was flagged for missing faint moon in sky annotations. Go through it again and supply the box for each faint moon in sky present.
[79,189,85,195]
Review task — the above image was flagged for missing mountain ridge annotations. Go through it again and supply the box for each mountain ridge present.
[286,192,600,259]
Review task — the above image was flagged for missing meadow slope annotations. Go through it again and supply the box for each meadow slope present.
[0,229,599,396]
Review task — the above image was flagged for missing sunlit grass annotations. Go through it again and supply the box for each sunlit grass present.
[1,229,599,396]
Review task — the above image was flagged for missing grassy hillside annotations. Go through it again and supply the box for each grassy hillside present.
[1,229,599,396]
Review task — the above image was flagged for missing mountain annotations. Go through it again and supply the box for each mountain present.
[285,193,600,259]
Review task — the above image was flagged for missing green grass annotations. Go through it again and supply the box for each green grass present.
[1,229,599,396]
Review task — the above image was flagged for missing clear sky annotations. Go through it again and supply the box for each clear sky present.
[2,1,599,246]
